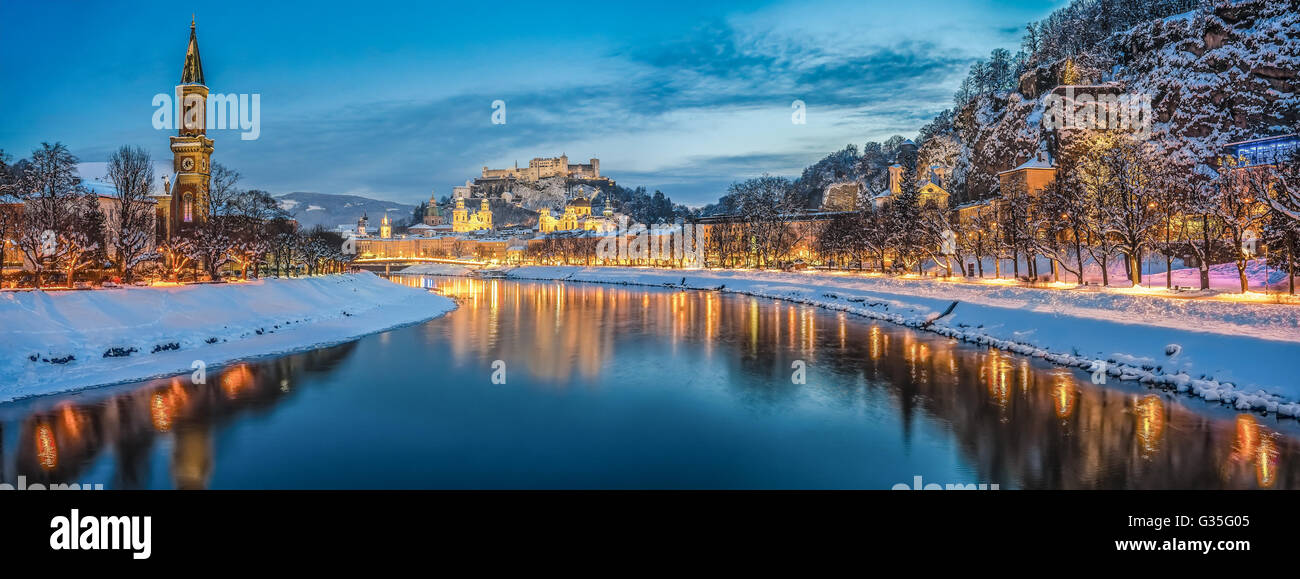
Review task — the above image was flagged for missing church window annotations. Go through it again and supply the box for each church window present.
[183,193,193,223]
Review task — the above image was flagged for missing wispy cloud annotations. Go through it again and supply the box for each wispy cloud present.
[229,18,979,205]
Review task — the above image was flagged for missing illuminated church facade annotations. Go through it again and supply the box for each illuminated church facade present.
[538,197,618,234]
[452,196,493,232]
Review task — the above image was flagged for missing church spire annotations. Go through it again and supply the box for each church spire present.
[181,17,205,85]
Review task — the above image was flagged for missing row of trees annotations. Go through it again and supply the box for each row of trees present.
[814,133,1300,294]
[0,142,355,288]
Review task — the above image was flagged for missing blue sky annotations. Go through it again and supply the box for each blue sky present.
[0,0,1062,206]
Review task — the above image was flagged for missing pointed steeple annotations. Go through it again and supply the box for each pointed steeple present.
[181,17,205,85]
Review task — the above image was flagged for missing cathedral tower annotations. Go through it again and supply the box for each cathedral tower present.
[169,18,215,237]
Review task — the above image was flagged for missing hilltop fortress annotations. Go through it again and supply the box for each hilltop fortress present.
[480,155,608,184]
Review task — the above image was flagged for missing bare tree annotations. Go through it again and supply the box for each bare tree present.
[106,146,157,282]
[960,204,997,278]
[13,143,83,287]
[58,192,108,285]
[1032,169,1089,284]
[1097,137,1163,286]
[0,149,27,283]
[1074,135,1123,286]
[189,162,244,279]
[1219,157,1278,292]
[731,175,804,268]
[997,181,1035,280]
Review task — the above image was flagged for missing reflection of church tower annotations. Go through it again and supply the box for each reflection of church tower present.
[169,18,215,238]
[380,213,392,239]
[172,425,214,490]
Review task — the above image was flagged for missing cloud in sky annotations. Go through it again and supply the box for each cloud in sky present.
[0,0,1054,206]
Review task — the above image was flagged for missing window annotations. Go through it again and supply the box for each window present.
[183,193,193,223]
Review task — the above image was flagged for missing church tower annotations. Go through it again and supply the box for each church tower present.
[380,213,392,239]
[479,197,492,230]
[423,189,443,226]
[452,196,468,231]
[169,17,215,238]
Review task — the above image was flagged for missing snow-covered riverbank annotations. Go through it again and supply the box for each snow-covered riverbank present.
[0,273,455,401]
[401,264,1300,418]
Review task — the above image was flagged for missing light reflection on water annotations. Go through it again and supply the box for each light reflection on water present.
[0,276,1295,489]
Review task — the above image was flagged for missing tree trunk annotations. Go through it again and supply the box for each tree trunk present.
[1199,215,1211,290]
[1128,253,1141,287]
[1237,258,1249,293]
[1072,233,1085,284]
[1170,252,1180,288]
[1289,249,1295,295]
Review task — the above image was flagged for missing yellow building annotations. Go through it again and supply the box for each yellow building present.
[918,181,951,208]
[452,196,493,232]
[871,164,951,210]
[997,152,1057,197]
[379,213,392,239]
[538,197,620,234]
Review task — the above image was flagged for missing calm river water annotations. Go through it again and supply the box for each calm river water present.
[1,276,1296,489]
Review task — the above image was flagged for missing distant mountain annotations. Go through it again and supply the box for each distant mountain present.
[275,192,416,230]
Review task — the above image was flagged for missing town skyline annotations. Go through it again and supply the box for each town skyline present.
[0,0,1062,206]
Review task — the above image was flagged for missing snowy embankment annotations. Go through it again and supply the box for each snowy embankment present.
[401,264,1300,417]
[0,273,455,401]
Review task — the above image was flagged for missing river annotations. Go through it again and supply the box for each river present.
[1,275,1295,489]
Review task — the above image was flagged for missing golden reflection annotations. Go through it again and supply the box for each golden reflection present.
[1229,414,1281,488]
[151,393,173,432]
[35,423,58,470]
[1053,376,1077,419]
[1257,434,1279,488]
[58,405,83,440]
[985,350,1012,408]
[221,363,255,399]
[1233,414,1260,460]
[1136,395,1165,457]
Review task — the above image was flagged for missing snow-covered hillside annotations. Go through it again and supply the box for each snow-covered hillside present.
[0,273,455,401]
[276,192,416,230]
[947,0,1298,197]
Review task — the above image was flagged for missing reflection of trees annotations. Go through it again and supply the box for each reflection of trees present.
[842,327,1299,489]
[432,277,1299,489]
[7,342,358,489]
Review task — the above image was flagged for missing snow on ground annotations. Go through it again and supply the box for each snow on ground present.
[930,256,1295,291]
[0,272,455,402]
[1140,260,1294,291]
[400,264,1300,418]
